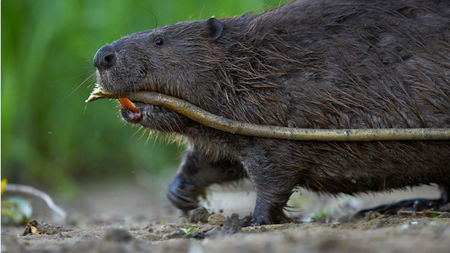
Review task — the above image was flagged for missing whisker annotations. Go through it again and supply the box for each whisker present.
[63,72,96,102]
[133,126,145,138]
[135,127,146,141]
[83,103,89,114]
[146,130,153,143]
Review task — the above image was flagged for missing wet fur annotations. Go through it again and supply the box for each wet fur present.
[96,0,450,224]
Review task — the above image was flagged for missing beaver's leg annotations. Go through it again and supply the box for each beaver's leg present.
[242,154,295,225]
[167,148,246,212]
[357,185,449,215]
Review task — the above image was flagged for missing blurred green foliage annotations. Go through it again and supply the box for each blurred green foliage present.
[1,0,288,198]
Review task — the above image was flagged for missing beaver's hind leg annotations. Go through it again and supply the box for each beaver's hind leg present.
[167,148,246,212]
[357,186,449,215]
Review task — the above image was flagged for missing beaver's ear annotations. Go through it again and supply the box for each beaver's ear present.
[206,18,224,41]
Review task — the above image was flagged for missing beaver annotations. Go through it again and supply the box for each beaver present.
[92,0,450,224]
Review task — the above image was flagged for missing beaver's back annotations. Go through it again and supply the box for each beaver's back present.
[223,0,449,130]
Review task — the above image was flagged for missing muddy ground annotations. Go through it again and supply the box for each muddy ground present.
[2,176,450,253]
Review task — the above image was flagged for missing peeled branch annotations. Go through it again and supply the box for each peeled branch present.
[86,85,450,142]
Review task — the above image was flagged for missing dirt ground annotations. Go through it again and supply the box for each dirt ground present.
[2,176,450,253]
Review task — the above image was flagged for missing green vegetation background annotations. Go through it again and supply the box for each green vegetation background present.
[2,0,288,199]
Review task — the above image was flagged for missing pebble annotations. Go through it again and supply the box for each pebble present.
[208,214,225,226]
[104,228,133,243]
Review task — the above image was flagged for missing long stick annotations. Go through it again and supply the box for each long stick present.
[86,88,450,141]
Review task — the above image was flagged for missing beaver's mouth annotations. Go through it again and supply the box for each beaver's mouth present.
[120,100,142,121]
[115,97,141,121]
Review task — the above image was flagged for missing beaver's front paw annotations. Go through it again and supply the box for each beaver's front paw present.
[166,174,203,211]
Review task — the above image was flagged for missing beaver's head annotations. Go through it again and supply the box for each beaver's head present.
[93,18,225,133]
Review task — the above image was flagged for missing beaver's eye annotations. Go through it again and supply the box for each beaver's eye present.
[154,37,164,46]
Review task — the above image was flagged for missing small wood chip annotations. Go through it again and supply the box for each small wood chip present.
[23,220,40,236]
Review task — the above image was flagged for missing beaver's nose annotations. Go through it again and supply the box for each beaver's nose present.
[93,45,116,70]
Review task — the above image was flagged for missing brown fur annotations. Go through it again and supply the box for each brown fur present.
[94,0,450,224]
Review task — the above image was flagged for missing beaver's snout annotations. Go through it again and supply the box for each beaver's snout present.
[93,45,116,70]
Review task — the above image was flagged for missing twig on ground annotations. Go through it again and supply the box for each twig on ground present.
[5,184,66,222]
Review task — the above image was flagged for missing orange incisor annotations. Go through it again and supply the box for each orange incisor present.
[118,98,139,113]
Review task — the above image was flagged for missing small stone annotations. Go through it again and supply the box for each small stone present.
[104,228,133,243]
[207,214,225,226]
[189,207,210,223]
